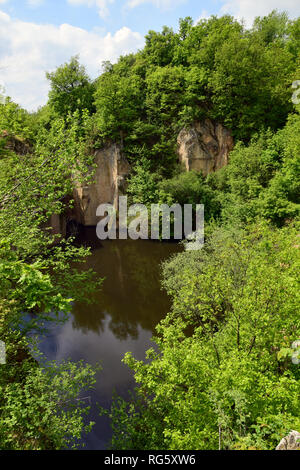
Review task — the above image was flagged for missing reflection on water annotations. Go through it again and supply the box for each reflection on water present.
[38,228,181,449]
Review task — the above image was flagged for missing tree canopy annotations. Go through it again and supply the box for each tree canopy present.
[0,10,299,450]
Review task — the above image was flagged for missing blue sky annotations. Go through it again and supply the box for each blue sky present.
[0,0,299,110]
[0,0,223,35]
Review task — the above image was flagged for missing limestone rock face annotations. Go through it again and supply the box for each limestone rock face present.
[1,131,31,155]
[177,119,234,176]
[276,431,300,450]
[72,144,130,226]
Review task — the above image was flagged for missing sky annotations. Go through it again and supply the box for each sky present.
[0,0,299,111]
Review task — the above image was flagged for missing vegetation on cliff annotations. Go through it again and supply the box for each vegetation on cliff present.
[110,222,300,450]
[0,9,299,450]
[0,91,101,450]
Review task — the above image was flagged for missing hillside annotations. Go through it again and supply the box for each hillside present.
[0,10,300,450]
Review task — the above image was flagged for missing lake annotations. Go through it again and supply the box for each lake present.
[37,227,182,449]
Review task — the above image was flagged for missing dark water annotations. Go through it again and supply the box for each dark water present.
[38,227,181,450]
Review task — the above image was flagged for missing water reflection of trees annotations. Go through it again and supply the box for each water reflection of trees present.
[70,238,180,341]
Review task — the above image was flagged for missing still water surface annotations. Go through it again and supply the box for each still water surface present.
[38,228,181,449]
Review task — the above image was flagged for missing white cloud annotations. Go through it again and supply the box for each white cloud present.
[0,0,45,6]
[27,0,45,6]
[67,0,114,19]
[220,0,300,27]
[126,0,186,10]
[194,10,210,25]
[0,10,144,110]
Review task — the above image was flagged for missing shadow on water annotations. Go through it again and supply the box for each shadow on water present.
[38,226,182,449]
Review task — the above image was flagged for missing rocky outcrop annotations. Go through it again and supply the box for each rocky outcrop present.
[177,119,234,176]
[1,131,31,155]
[276,431,300,450]
[51,119,232,231]
[72,144,130,226]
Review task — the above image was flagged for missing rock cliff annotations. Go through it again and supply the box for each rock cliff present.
[72,143,130,227]
[177,119,234,176]
[54,119,233,230]
[0,131,31,155]
[276,431,300,450]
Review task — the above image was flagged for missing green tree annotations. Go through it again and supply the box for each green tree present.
[143,26,178,67]
[0,98,101,449]
[209,32,294,139]
[46,56,95,118]
[127,157,160,207]
[0,98,34,142]
[252,10,289,45]
[216,112,300,225]
[108,223,300,450]
[158,170,221,221]
[95,71,144,142]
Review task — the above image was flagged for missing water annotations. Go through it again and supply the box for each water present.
[37,227,181,449]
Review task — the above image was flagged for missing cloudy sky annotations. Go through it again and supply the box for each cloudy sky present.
[0,0,299,111]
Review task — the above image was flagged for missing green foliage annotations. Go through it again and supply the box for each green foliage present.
[0,241,71,318]
[1,9,300,451]
[252,10,289,45]
[0,355,99,450]
[109,223,300,450]
[101,15,300,449]
[216,112,300,225]
[0,242,101,449]
[158,171,221,220]
[0,109,94,256]
[93,10,297,165]
[143,26,179,67]
[46,56,95,118]
[145,66,185,127]
[0,96,101,449]
[258,113,300,223]
[208,33,294,139]
[127,157,160,207]
[0,98,35,142]
[287,17,300,58]
[95,70,144,142]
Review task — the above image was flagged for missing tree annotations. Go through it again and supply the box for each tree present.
[209,32,295,139]
[143,26,178,67]
[252,10,289,45]
[0,98,34,142]
[258,113,300,224]
[46,56,95,118]
[95,71,144,141]
[127,157,160,207]
[214,111,300,225]
[108,223,300,450]
[158,170,221,221]
[0,99,101,449]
